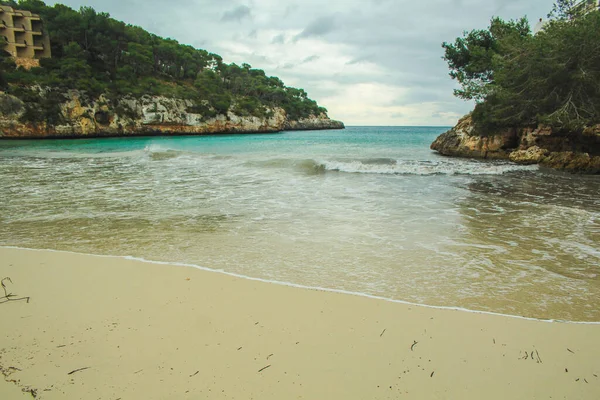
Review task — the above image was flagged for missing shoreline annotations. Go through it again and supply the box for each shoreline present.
[4,245,598,325]
[1,246,599,399]
[0,126,345,141]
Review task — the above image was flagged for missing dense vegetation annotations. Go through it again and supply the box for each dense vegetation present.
[442,0,600,132]
[0,0,327,121]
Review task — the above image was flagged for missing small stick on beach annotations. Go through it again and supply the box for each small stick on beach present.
[535,349,542,363]
[567,348,575,354]
[380,329,386,337]
[67,367,90,375]
[0,277,30,305]
[411,341,418,351]
[189,371,199,377]
[258,365,271,373]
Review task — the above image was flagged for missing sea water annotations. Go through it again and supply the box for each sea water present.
[0,127,598,321]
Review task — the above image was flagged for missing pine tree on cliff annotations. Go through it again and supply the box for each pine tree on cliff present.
[442,1,600,131]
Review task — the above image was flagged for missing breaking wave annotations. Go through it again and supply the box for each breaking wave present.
[250,157,538,176]
[320,158,539,175]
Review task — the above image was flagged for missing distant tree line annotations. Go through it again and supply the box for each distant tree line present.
[0,0,327,121]
[442,1,600,132]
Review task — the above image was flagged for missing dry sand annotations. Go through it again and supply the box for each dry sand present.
[1,247,599,399]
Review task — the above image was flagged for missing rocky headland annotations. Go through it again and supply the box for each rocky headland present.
[0,90,344,139]
[431,115,600,174]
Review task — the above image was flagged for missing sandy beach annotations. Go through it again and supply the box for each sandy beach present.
[1,247,599,399]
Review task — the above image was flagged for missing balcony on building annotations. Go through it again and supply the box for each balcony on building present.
[31,19,43,33]
[14,31,25,43]
[16,45,28,57]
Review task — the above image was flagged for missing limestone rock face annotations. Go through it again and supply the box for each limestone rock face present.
[509,146,549,165]
[430,114,600,174]
[541,152,600,174]
[430,115,517,159]
[284,113,345,131]
[0,90,344,139]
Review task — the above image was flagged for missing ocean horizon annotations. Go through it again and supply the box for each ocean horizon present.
[1,126,598,321]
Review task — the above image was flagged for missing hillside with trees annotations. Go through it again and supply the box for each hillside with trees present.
[0,0,329,124]
[442,0,600,133]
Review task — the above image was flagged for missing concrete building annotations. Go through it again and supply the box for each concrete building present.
[0,5,51,61]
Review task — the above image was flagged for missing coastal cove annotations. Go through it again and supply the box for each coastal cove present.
[1,127,598,322]
[2,1,600,399]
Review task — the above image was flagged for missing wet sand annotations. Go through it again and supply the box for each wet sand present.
[1,247,599,399]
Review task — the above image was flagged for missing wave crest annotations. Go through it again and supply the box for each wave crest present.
[321,158,538,176]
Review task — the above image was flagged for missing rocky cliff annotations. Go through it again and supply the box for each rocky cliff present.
[431,115,600,174]
[0,90,344,139]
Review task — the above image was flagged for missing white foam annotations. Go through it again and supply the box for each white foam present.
[3,245,599,325]
[321,159,539,176]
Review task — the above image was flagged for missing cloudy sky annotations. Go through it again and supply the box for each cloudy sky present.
[50,0,555,126]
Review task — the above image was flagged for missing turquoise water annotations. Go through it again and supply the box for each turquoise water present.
[1,127,599,321]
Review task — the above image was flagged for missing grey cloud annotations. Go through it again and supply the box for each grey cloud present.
[283,4,299,18]
[248,29,258,39]
[268,54,318,72]
[345,55,373,65]
[294,15,337,41]
[302,55,320,63]
[279,62,296,70]
[221,5,251,22]
[271,33,286,44]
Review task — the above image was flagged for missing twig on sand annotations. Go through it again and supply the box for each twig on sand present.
[67,367,90,375]
[567,348,575,354]
[22,387,37,398]
[0,277,30,305]
[380,329,386,337]
[258,365,271,373]
[430,371,435,377]
[189,371,199,377]
[411,341,418,351]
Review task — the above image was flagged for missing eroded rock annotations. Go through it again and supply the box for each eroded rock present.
[509,146,549,165]
[431,114,600,174]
